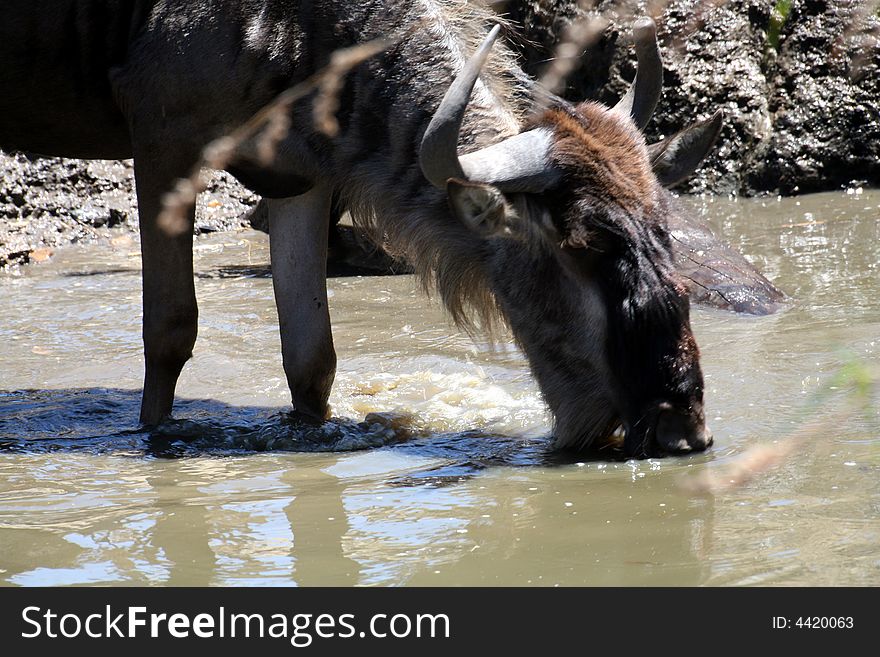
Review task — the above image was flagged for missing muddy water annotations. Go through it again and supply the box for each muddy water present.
[1,191,878,586]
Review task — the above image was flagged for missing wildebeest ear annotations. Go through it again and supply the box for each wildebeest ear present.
[447,179,511,237]
[648,111,723,187]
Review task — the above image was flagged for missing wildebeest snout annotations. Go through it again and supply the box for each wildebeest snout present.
[653,403,713,454]
[624,402,712,457]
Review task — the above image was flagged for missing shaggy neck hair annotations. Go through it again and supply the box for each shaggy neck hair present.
[325,0,532,334]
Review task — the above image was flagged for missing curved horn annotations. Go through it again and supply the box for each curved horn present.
[419,25,501,189]
[459,128,560,193]
[613,17,663,130]
[419,25,561,193]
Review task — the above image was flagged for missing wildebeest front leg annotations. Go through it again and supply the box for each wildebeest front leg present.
[268,184,337,421]
[133,147,199,426]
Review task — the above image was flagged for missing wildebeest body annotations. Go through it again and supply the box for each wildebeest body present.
[0,1,144,158]
[0,1,522,186]
[0,0,534,425]
[2,1,725,456]
[2,2,313,171]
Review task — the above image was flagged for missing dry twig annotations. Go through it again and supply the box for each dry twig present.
[158,35,397,237]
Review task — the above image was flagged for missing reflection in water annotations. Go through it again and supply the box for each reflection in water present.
[0,192,878,586]
[149,465,217,586]
[2,528,87,586]
[284,465,361,586]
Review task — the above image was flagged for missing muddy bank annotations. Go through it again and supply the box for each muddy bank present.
[502,0,880,195]
[0,151,258,267]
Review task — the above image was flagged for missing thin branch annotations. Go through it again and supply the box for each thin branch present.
[158,35,398,237]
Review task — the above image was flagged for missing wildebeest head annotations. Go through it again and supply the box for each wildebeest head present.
[419,19,719,457]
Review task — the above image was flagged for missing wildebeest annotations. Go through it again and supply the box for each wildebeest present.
[1,1,719,457]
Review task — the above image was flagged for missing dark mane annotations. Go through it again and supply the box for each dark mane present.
[333,0,533,334]
[545,101,687,323]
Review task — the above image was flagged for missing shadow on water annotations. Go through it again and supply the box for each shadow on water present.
[58,262,389,280]
[193,264,271,279]
[0,387,571,479]
[61,268,140,278]
[0,385,722,586]
[0,388,723,587]
[190,261,405,280]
